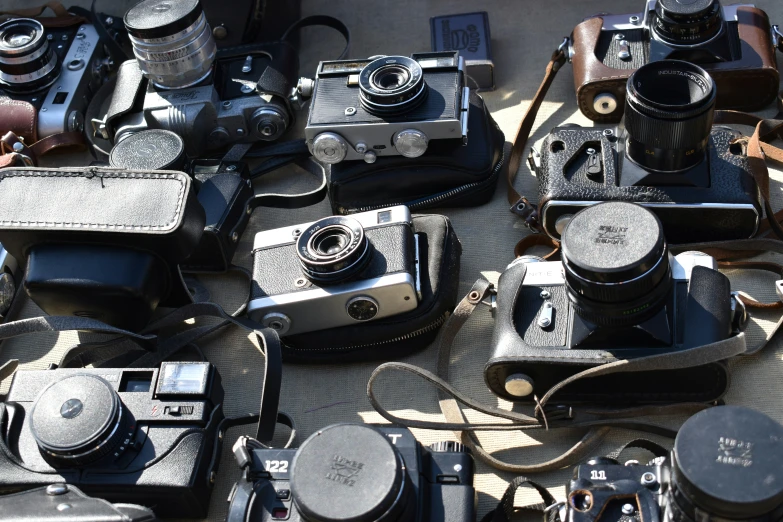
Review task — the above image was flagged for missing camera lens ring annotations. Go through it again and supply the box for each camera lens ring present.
[296,215,371,284]
[359,55,428,115]
[0,18,60,93]
[624,60,716,172]
[653,0,723,45]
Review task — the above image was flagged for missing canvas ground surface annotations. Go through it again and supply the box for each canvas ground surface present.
[0,0,782,520]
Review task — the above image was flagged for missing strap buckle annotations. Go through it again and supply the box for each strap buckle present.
[510,196,542,232]
[773,25,783,53]
[555,36,573,67]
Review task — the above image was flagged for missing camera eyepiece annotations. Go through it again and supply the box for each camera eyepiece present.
[124,0,217,89]
[561,201,671,327]
[296,215,372,284]
[624,60,716,172]
[653,0,723,46]
[359,56,428,115]
[0,18,60,93]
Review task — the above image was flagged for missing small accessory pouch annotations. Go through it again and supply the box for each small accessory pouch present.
[0,167,205,331]
[326,92,505,214]
[276,214,462,362]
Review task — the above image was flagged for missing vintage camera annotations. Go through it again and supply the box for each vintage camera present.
[92,0,296,155]
[0,362,224,518]
[0,17,111,138]
[0,484,156,522]
[227,423,476,522]
[529,60,760,244]
[486,201,747,402]
[248,206,421,336]
[302,51,470,164]
[568,0,780,122]
[563,406,783,521]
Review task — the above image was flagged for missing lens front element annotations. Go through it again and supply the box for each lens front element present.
[358,55,427,115]
[296,216,372,284]
[0,18,60,92]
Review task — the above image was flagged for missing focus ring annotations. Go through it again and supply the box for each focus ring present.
[623,105,712,151]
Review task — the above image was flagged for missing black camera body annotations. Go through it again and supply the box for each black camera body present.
[486,201,746,404]
[227,424,475,522]
[249,206,420,336]
[529,60,760,244]
[564,406,783,522]
[304,51,469,164]
[0,362,224,518]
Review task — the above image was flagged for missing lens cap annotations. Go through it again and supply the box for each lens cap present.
[29,374,125,465]
[124,0,203,39]
[673,406,783,519]
[109,129,186,172]
[290,424,409,522]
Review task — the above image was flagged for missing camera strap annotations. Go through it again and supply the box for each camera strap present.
[368,235,783,473]
[0,1,87,28]
[0,130,86,168]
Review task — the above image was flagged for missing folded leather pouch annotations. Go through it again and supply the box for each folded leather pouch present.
[367,237,783,474]
[327,92,505,214]
[0,167,205,331]
[275,214,462,363]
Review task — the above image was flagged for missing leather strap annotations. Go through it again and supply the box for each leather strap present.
[481,476,562,522]
[281,15,351,60]
[247,156,328,212]
[0,1,87,28]
[514,234,560,259]
[0,131,85,167]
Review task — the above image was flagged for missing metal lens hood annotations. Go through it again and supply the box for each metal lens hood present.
[0,18,60,92]
[296,215,371,284]
[624,60,716,172]
[358,55,427,115]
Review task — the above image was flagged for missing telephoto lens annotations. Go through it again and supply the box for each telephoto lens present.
[0,18,60,93]
[561,201,672,327]
[124,0,217,89]
[358,55,428,115]
[623,60,716,172]
[668,406,783,521]
[296,215,372,284]
[653,0,724,45]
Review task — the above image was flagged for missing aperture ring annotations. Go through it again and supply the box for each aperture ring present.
[0,40,48,65]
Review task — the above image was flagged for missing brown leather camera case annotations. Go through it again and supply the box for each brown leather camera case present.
[572,7,780,123]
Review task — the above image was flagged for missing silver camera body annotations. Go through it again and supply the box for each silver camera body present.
[303,52,470,164]
[248,206,421,336]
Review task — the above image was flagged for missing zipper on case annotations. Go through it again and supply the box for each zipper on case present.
[338,149,505,215]
[286,311,450,352]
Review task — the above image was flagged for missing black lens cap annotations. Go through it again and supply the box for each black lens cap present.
[124,0,203,39]
[109,129,186,172]
[673,406,783,519]
[290,424,407,522]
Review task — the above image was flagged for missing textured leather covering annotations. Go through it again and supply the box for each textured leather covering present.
[0,167,205,265]
[572,7,780,122]
[0,98,38,142]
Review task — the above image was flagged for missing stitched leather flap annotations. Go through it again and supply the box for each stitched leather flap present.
[0,167,206,265]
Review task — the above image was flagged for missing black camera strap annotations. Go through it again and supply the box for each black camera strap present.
[368,237,783,474]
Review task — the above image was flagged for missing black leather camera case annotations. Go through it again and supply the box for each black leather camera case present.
[327,92,504,214]
[0,167,205,330]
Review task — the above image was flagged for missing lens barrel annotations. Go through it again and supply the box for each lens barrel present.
[0,18,60,93]
[124,0,216,89]
[653,0,723,45]
[358,55,428,115]
[561,201,671,327]
[296,215,372,284]
[624,60,716,172]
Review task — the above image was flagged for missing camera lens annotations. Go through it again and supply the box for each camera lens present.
[124,0,217,89]
[0,18,60,93]
[669,406,783,521]
[290,424,414,522]
[359,56,428,115]
[296,215,371,284]
[29,374,128,466]
[624,60,716,172]
[653,0,723,45]
[561,201,671,327]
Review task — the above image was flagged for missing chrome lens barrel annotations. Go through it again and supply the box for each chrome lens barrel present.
[0,18,60,92]
[124,0,216,89]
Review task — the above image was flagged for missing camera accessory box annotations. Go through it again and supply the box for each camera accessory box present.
[250,209,462,362]
[326,91,504,214]
[0,167,205,331]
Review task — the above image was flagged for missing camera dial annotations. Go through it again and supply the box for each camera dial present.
[359,55,428,115]
[296,215,372,284]
[0,18,61,93]
[561,201,671,327]
[624,60,716,172]
[29,374,129,467]
[290,424,414,522]
[653,0,724,46]
[124,0,217,89]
